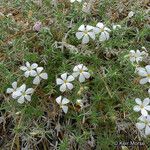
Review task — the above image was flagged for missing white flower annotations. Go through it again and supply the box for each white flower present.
[136,115,150,136]
[56,73,74,92]
[32,67,48,85]
[6,81,21,99]
[112,24,121,30]
[138,65,150,84]
[148,88,150,95]
[56,96,70,113]
[14,84,34,104]
[128,11,135,18]
[94,22,111,41]
[76,99,84,108]
[20,62,38,78]
[133,98,150,116]
[70,0,82,2]
[73,64,90,82]
[76,24,95,44]
[129,50,147,63]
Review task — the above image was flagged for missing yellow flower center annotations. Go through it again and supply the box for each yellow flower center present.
[145,120,149,125]
[147,74,150,78]
[84,30,88,35]
[64,80,68,84]
[22,92,26,96]
[100,28,104,32]
[80,69,83,73]
[140,105,144,109]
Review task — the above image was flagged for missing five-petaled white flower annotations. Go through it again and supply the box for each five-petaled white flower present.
[94,22,111,41]
[138,65,150,84]
[32,67,48,85]
[136,115,150,136]
[56,96,70,113]
[20,62,38,78]
[73,64,90,82]
[70,0,82,3]
[76,24,95,44]
[56,73,74,92]
[6,81,20,99]
[129,50,147,63]
[133,98,150,116]
[14,84,34,104]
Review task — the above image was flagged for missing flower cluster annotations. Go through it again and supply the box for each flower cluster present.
[56,64,90,113]
[6,62,48,104]
[76,23,111,44]
[129,49,148,64]
[20,62,48,85]
[129,48,150,136]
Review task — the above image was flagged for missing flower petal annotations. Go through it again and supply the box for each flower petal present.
[66,83,73,90]
[72,72,80,77]
[78,24,85,31]
[93,27,100,34]
[12,82,17,89]
[77,64,83,70]
[96,22,104,29]
[61,73,67,80]
[31,63,38,69]
[73,66,80,72]
[138,70,147,77]
[82,35,89,44]
[39,73,48,79]
[56,96,62,104]
[145,125,150,136]
[20,66,27,71]
[79,74,85,82]
[60,84,66,92]
[56,78,64,85]
[6,88,14,94]
[76,32,84,40]
[24,71,30,78]
[62,105,68,114]
[67,75,74,82]
[104,31,110,40]
[33,76,41,85]
[135,98,142,105]
[99,32,107,41]
[104,27,111,32]
[19,84,26,92]
[88,32,95,40]
[143,98,150,106]
[62,98,70,104]
[133,105,141,112]
[30,70,37,77]
[26,62,30,68]
[25,95,31,101]
[82,72,90,79]
[86,25,94,31]
[83,65,88,71]
[136,122,145,130]
[145,106,150,111]
[141,109,148,116]
[26,88,34,94]
[140,78,148,84]
[17,96,25,104]
[36,67,43,74]
[70,0,75,3]
[145,65,150,74]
